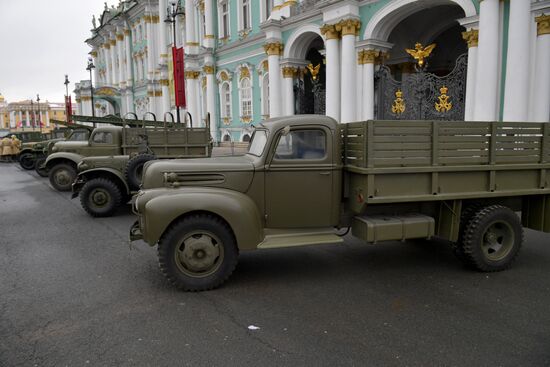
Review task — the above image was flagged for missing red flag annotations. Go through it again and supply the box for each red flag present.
[172,46,186,108]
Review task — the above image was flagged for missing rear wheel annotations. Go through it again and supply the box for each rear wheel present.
[125,154,156,191]
[453,202,484,266]
[80,178,122,217]
[48,163,77,191]
[458,205,523,272]
[157,214,238,291]
[34,156,48,177]
[19,152,35,170]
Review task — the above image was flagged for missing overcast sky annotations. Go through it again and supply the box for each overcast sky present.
[0,0,116,104]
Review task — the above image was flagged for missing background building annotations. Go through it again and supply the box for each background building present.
[76,0,550,142]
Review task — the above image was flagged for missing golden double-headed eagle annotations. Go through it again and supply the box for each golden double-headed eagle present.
[306,63,321,81]
[405,43,436,68]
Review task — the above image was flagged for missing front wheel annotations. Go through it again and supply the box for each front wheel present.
[19,152,35,170]
[80,178,122,217]
[459,205,523,272]
[34,157,48,177]
[48,163,77,191]
[157,214,238,291]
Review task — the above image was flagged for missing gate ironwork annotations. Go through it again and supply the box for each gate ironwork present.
[375,53,468,121]
[295,78,326,115]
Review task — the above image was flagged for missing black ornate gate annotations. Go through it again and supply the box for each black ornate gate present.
[375,53,467,120]
[295,78,326,115]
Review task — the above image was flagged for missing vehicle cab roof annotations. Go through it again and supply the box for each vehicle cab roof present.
[259,115,338,132]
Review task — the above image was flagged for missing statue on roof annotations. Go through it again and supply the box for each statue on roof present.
[92,15,97,29]
[104,2,108,11]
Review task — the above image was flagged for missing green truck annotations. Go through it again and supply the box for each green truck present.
[129,115,550,291]
[71,122,212,217]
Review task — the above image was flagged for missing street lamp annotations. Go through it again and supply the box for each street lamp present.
[165,0,184,123]
[86,57,96,124]
[64,75,70,127]
[64,74,70,98]
[36,94,42,133]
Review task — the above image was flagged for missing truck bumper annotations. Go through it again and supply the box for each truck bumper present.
[71,177,86,199]
[129,220,143,242]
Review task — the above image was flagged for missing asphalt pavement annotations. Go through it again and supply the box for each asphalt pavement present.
[1,162,550,367]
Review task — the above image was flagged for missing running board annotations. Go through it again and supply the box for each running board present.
[257,229,344,249]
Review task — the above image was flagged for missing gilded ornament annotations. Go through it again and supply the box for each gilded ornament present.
[110,39,116,46]
[203,65,215,74]
[262,60,269,72]
[435,86,452,112]
[358,49,380,65]
[536,14,550,36]
[263,42,284,56]
[461,29,479,48]
[320,24,340,40]
[116,33,124,41]
[405,42,436,68]
[204,34,215,39]
[186,42,200,47]
[202,77,207,90]
[199,1,205,13]
[241,116,252,124]
[220,71,230,81]
[124,29,130,35]
[159,79,170,86]
[240,67,250,80]
[90,50,98,57]
[391,90,405,115]
[282,66,297,78]
[306,64,321,81]
[184,71,201,79]
[223,117,231,125]
[152,15,160,23]
[335,19,362,37]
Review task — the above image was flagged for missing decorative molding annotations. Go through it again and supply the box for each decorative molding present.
[116,33,124,41]
[152,15,160,23]
[536,14,550,36]
[462,29,479,48]
[124,28,130,35]
[185,71,201,79]
[110,39,116,46]
[204,34,215,39]
[435,86,452,112]
[143,15,152,23]
[203,65,215,74]
[81,96,92,101]
[186,42,200,47]
[159,79,170,86]
[263,41,284,56]
[358,49,380,65]
[90,50,98,57]
[103,43,111,49]
[282,66,297,78]
[240,66,250,80]
[391,90,405,115]
[241,115,252,124]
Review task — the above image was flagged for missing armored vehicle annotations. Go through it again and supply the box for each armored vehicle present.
[72,121,212,217]
[130,115,550,291]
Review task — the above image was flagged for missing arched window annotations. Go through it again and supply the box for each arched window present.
[218,0,230,38]
[240,77,252,118]
[242,134,251,142]
[223,133,231,142]
[221,82,232,118]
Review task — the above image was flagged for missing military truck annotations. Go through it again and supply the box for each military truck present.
[129,115,550,291]
[71,121,212,217]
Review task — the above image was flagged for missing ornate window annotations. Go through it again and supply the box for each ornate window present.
[239,77,252,120]
[221,82,232,118]
[261,0,273,22]
[239,0,251,30]
[218,0,230,38]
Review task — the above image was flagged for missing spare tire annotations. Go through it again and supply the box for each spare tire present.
[125,153,156,191]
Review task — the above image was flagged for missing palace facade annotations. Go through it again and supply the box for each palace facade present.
[77,0,550,142]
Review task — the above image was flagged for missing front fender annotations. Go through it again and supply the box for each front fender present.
[45,152,84,169]
[142,188,263,250]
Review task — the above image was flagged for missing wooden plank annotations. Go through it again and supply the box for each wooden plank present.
[439,136,489,143]
[495,150,541,157]
[346,142,364,150]
[439,127,490,135]
[439,156,488,164]
[367,121,374,168]
[375,150,431,158]
[374,127,432,135]
[345,136,364,144]
[499,122,545,128]
[489,121,497,165]
[432,120,439,166]
[496,136,542,142]
[374,142,430,150]
[495,142,541,149]
[373,157,431,166]
[439,122,491,129]
[439,150,490,157]
[374,135,431,143]
[374,121,432,128]
[439,142,489,149]
[495,155,541,163]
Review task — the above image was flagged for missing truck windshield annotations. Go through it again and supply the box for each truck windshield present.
[247,130,268,157]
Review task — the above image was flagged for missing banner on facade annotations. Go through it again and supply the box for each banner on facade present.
[65,95,73,124]
[172,46,186,108]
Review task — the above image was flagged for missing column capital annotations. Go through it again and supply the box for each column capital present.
[263,41,284,56]
[335,18,362,37]
[185,71,201,79]
[282,66,297,78]
[116,33,124,41]
[90,50,98,57]
[536,14,550,36]
[203,65,215,74]
[462,29,479,48]
[357,49,380,64]
[103,43,111,49]
[320,24,340,40]
[110,39,116,46]
[123,28,131,36]
[159,79,170,86]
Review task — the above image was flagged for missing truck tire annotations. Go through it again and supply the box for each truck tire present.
[453,202,484,266]
[34,157,48,177]
[125,154,156,191]
[49,163,77,191]
[80,178,122,217]
[459,205,523,272]
[19,152,35,170]
[157,214,238,291]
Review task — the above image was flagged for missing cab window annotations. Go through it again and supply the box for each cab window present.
[92,132,113,144]
[274,129,326,160]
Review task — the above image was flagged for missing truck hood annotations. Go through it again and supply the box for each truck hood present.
[53,141,88,152]
[141,155,255,192]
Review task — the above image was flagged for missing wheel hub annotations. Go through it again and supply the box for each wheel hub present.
[55,170,71,185]
[482,221,513,261]
[178,234,220,273]
[91,189,109,206]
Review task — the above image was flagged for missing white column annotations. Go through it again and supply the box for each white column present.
[0,111,4,128]
[159,0,169,63]
[532,15,550,122]
[338,19,360,123]
[204,65,217,140]
[185,0,198,54]
[503,0,531,121]
[25,110,30,127]
[473,0,500,121]
[282,67,295,116]
[104,44,113,85]
[360,50,378,120]
[322,24,340,121]
[45,110,50,127]
[18,110,23,128]
[91,51,100,87]
[124,29,133,88]
[204,0,215,48]
[117,34,125,88]
[146,17,155,81]
[10,111,15,128]
[462,29,479,121]
[112,38,119,86]
[265,42,283,118]
[186,71,201,126]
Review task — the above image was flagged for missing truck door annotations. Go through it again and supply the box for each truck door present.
[87,131,119,156]
[265,126,334,228]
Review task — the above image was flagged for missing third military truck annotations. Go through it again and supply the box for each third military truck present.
[129,115,550,291]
